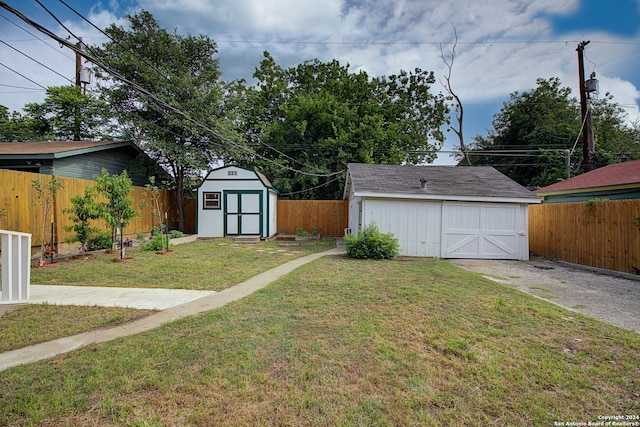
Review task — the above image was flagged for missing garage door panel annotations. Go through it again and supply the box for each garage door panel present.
[442,202,522,260]
[443,234,480,256]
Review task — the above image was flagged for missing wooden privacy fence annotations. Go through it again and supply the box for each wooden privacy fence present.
[0,169,196,251]
[528,200,640,275]
[277,200,348,236]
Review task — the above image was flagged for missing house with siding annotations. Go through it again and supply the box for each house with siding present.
[535,160,640,203]
[0,140,167,186]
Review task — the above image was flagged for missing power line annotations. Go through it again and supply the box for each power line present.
[0,12,74,61]
[278,174,345,197]
[0,38,73,83]
[0,61,46,89]
[34,0,79,44]
[0,2,345,179]
[0,83,42,90]
[57,0,113,42]
[214,39,640,47]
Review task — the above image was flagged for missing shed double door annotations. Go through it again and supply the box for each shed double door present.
[224,191,263,236]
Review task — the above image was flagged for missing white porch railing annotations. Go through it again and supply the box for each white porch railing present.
[1,229,32,304]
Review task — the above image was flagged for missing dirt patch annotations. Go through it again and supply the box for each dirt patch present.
[450,258,640,334]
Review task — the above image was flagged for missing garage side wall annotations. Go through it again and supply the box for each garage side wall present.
[361,198,442,257]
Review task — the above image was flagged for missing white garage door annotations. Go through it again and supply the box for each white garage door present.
[441,202,526,260]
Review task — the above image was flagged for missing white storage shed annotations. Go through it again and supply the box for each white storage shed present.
[198,166,278,239]
[344,163,541,260]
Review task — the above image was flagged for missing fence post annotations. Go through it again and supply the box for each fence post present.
[1,229,32,304]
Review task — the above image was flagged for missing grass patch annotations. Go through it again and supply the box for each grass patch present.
[30,238,336,291]
[1,257,638,426]
[0,304,154,352]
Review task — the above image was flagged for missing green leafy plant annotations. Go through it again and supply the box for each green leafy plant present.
[62,187,101,255]
[141,235,172,252]
[145,177,168,252]
[169,229,184,239]
[296,226,319,237]
[94,169,138,259]
[86,230,112,251]
[344,222,399,260]
[296,228,311,237]
[31,175,65,262]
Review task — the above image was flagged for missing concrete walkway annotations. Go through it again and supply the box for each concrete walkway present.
[28,285,216,310]
[0,246,346,372]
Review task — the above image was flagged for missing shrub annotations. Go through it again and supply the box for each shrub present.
[170,229,184,239]
[344,222,399,260]
[87,230,113,251]
[141,235,172,252]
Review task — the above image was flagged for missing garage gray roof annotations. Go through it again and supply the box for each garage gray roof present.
[345,163,540,202]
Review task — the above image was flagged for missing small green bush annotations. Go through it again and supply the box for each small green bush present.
[141,235,172,252]
[169,229,184,239]
[344,222,399,260]
[87,230,113,251]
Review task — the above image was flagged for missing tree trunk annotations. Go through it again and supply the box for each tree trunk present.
[176,169,185,233]
[119,225,125,259]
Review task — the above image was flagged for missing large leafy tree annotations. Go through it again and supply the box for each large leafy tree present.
[93,10,242,231]
[471,77,639,187]
[1,86,107,142]
[0,105,44,141]
[238,52,449,199]
[23,85,109,141]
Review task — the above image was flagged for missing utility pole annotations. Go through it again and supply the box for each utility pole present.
[577,41,594,172]
[75,38,82,87]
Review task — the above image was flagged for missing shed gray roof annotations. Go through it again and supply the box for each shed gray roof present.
[346,163,540,201]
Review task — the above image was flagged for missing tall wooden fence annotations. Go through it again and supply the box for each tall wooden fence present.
[277,200,348,236]
[529,200,640,274]
[0,169,196,251]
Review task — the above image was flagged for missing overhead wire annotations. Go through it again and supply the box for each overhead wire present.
[278,174,345,197]
[0,61,46,89]
[0,38,74,83]
[55,0,351,176]
[57,0,113,41]
[0,83,42,90]
[0,1,345,178]
[3,2,629,178]
[0,12,74,60]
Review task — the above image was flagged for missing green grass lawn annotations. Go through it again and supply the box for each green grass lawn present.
[30,238,336,290]
[2,256,638,426]
[0,304,155,353]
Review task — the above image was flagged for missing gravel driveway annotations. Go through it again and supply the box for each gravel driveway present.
[449,258,640,334]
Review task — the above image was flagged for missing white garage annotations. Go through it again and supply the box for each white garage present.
[344,163,541,260]
[197,166,278,239]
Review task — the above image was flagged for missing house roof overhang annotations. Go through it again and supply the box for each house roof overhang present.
[0,141,136,160]
[536,182,640,197]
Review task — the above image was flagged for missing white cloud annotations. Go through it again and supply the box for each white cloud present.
[1,0,638,151]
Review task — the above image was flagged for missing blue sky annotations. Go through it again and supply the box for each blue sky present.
[1,0,639,165]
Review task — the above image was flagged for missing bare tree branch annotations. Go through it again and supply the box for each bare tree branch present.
[440,24,471,165]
